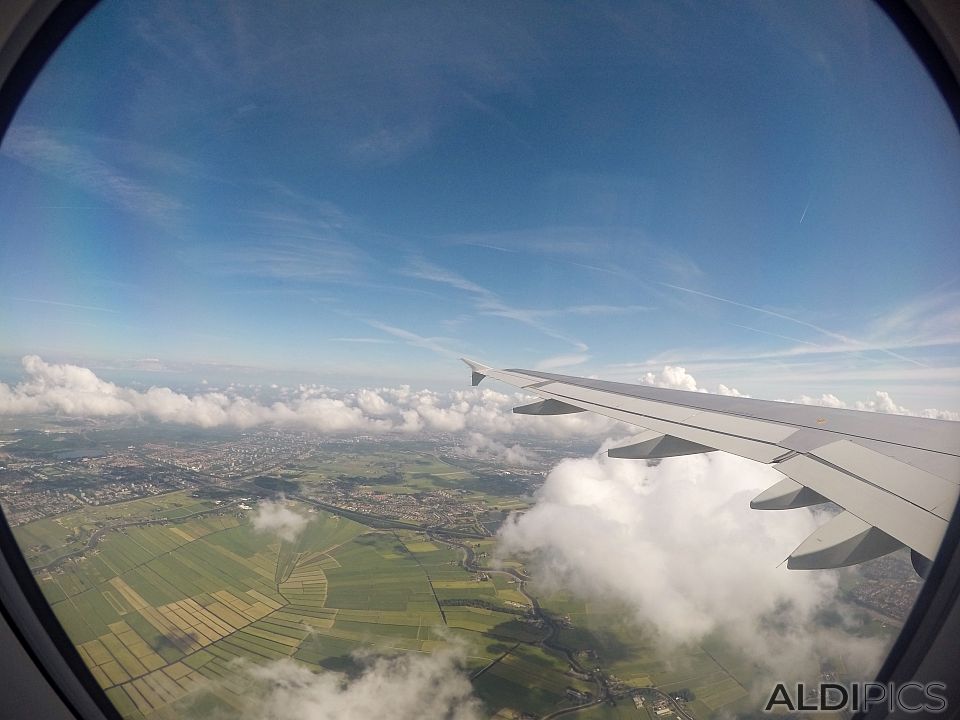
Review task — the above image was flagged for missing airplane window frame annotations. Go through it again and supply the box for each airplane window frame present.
[0,2,957,719]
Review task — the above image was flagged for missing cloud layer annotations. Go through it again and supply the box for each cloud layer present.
[497,446,887,681]
[237,647,482,720]
[643,363,958,419]
[0,356,622,439]
[2,357,952,438]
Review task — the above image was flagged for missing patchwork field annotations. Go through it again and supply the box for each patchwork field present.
[13,461,805,720]
[15,491,221,567]
[25,495,589,719]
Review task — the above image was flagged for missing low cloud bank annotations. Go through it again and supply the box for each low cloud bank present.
[641,365,748,397]
[3,357,953,437]
[497,446,887,681]
[640,365,960,421]
[236,646,483,720]
[251,499,310,543]
[645,363,958,420]
[792,389,959,420]
[0,356,621,438]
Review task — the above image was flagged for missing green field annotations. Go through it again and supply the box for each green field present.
[22,490,590,719]
[288,450,535,506]
[14,491,218,567]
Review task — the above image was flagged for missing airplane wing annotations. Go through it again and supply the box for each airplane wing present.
[463,358,960,574]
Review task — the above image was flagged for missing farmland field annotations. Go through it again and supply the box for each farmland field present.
[24,491,594,719]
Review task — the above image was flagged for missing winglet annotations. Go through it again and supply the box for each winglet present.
[461,358,491,387]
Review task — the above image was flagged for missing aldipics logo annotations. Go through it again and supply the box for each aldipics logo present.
[764,682,948,714]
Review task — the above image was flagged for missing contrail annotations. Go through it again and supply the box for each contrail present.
[799,198,811,225]
[11,296,119,314]
[659,282,927,367]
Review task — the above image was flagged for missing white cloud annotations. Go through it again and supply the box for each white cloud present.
[642,363,960,417]
[353,388,393,417]
[641,364,748,396]
[792,392,847,409]
[0,356,622,438]
[641,365,704,392]
[462,432,536,466]
[4,356,955,439]
[237,646,482,720]
[789,389,959,421]
[918,407,960,421]
[251,498,310,543]
[497,448,887,681]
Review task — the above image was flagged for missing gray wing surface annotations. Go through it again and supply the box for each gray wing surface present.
[463,358,960,572]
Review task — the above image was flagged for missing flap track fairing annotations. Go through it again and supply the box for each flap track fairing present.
[513,399,586,415]
[750,478,828,510]
[607,434,715,459]
[787,511,903,570]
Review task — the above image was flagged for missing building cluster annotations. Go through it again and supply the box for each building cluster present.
[848,579,920,621]
[0,482,83,524]
[139,431,314,478]
[0,452,194,525]
[0,426,542,542]
[565,687,591,702]
[304,484,489,529]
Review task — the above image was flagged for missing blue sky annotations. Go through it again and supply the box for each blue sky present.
[0,1,958,409]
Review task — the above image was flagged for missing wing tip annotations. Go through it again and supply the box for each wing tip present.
[462,358,491,386]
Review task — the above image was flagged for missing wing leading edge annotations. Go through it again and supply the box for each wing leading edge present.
[463,358,960,574]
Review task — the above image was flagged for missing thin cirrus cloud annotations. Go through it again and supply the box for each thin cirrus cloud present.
[402,258,590,352]
[659,282,935,367]
[129,2,543,166]
[328,337,395,344]
[364,320,463,360]
[181,239,366,283]
[622,287,960,409]
[1,125,182,224]
[560,304,651,316]
[10,297,121,314]
[180,195,370,283]
[534,353,592,371]
[449,226,704,283]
